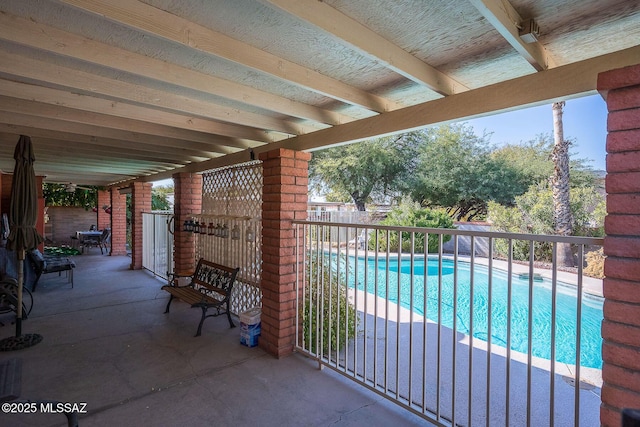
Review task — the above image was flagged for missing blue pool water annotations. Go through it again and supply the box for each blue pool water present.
[337,255,603,369]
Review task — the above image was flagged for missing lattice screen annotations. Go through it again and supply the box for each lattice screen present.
[195,161,262,315]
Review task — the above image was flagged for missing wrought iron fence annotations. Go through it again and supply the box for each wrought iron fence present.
[294,220,604,427]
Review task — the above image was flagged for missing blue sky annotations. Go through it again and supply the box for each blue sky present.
[463,94,608,171]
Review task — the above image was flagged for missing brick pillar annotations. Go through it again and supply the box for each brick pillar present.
[259,148,310,358]
[598,63,640,427]
[97,189,111,231]
[173,173,201,273]
[130,182,152,270]
[110,187,127,256]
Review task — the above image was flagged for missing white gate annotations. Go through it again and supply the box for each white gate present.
[142,211,174,280]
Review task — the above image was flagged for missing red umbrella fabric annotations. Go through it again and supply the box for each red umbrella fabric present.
[1,135,43,349]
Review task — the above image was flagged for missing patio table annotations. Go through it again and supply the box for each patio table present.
[76,231,103,241]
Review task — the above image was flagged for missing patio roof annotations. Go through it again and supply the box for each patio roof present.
[0,0,638,187]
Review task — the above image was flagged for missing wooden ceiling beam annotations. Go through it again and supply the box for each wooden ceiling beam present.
[0,123,218,161]
[261,0,468,96]
[468,0,556,71]
[0,50,321,136]
[0,91,264,151]
[0,11,352,126]
[59,0,401,113]
[0,135,186,169]
[138,44,639,183]
[0,78,278,142]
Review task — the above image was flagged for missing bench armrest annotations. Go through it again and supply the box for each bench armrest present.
[171,270,194,278]
[167,270,195,287]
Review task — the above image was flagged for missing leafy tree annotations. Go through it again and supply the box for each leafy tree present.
[491,136,598,190]
[309,135,417,211]
[488,184,605,261]
[409,124,526,220]
[373,199,455,253]
[43,183,99,210]
[490,137,553,185]
[152,185,172,211]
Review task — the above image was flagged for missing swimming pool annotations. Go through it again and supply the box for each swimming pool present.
[337,255,603,369]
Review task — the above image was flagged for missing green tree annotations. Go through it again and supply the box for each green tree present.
[488,184,605,261]
[152,185,172,211]
[409,124,526,220]
[309,135,417,211]
[490,137,553,185]
[43,183,99,209]
[491,136,598,190]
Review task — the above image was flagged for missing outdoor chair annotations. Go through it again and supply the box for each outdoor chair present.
[82,228,111,254]
[0,275,33,326]
[99,228,111,254]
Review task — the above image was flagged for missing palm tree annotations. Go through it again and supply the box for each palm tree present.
[551,101,574,267]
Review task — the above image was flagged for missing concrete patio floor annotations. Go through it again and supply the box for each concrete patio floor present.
[0,253,425,427]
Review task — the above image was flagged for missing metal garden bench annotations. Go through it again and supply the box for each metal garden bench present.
[161,258,239,337]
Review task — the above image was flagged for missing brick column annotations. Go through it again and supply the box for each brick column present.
[130,182,152,270]
[173,173,201,273]
[259,148,310,358]
[97,189,111,231]
[110,187,127,256]
[598,63,640,427]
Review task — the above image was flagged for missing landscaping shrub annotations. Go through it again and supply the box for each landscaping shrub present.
[584,248,605,279]
[302,254,357,354]
[372,200,455,253]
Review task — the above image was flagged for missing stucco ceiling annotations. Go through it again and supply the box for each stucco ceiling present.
[0,0,639,187]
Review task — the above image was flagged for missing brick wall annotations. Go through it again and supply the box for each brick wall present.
[110,187,127,256]
[598,63,640,426]
[97,189,111,231]
[173,173,201,273]
[259,148,310,358]
[130,182,152,270]
[45,206,98,245]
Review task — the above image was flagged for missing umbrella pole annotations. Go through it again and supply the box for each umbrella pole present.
[0,249,41,351]
[15,249,24,337]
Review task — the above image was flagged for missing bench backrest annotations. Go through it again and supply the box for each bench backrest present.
[191,258,239,298]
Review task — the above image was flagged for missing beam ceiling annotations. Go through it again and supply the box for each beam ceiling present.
[0,0,637,188]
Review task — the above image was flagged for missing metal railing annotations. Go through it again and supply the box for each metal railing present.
[142,211,174,280]
[294,221,604,426]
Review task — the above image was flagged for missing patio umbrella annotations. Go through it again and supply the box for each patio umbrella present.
[0,135,44,351]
